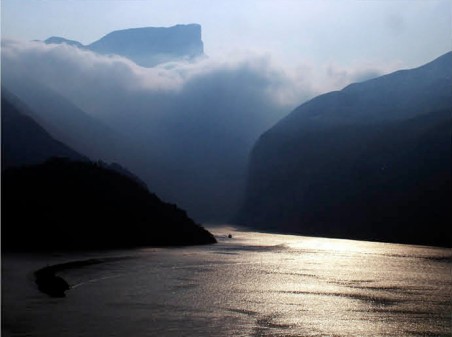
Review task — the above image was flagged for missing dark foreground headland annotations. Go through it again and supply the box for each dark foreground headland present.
[2,158,217,251]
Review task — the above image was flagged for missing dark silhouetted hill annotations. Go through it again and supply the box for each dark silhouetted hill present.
[236,52,452,247]
[2,158,216,251]
[1,91,87,169]
[45,24,204,67]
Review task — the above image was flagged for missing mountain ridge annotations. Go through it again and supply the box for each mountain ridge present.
[236,51,452,247]
[269,52,451,134]
[1,91,87,168]
[44,36,85,49]
[45,24,204,67]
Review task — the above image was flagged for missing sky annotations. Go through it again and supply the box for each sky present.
[2,0,451,70]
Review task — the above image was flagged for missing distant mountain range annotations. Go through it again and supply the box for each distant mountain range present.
[1,90,86,168]
[45,24,204,67]
[236,52,452,247]
[2,75,129,165]
[44,36,84,49]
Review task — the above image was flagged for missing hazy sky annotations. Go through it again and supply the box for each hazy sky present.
[2,0,451,70]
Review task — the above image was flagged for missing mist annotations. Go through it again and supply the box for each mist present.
[1,38,395,221]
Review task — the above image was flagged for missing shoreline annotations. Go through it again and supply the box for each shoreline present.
[34,256,134,297]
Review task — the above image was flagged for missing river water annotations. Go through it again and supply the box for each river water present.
[2,226,451,337]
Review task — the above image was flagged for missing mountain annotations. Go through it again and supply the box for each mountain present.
[8,24,283,223]
[236,52,452,247]
[2,78,127,165]
[88,24,204,67]
[272,52,451,131]
[1,91,86,169]
[45,24,204,67]
[2,63,269,223]
[2,158,217,251]
[44,36,85,49]
[1,89,145,185]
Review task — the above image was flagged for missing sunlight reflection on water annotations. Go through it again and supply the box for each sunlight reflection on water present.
[2,225,451,337]
[210,228,450,336]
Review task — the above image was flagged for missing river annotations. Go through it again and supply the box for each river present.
[2,225,451,337]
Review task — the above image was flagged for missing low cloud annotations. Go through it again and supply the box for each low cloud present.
[1,38,397,111]
[1,38,400,221]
